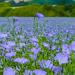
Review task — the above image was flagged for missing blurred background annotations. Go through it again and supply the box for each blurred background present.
[0,0,75,16]
[1,0,75,5]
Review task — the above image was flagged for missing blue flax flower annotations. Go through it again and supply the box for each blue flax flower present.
[29,54,37,60]
[6,41,15,47]
[31,47,40,55]
[42,42,50,48]
[23,70,33,75]
[30,36,38,42]
[14,57,29,64]
[38,60,53,69]
[70,41,75,51]
[3,67,15,75]
[1,44,13,52]
[0,32,8,39]
[51,45,56,50]
[33,69,46,75]
[44,32,54,37]
[62,44,70,55]
[54,53,69,65]
[52,66,62,75]
[31,42,39,48]
[35,13,44,18]
[1,41,15,52]
[5,51,16,58]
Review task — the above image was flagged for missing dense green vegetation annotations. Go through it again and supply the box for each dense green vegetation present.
[0,2,11,7]
[0,3,75,16]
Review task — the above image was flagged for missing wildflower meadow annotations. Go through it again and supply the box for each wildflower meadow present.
[0,16,75,75]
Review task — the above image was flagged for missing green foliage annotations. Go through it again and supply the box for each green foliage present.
[0,68,3,75]
[0,2,11,7]
[0,4,75,16]
[44,68,54,75]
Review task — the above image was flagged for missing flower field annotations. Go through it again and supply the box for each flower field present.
[0,17,75,75]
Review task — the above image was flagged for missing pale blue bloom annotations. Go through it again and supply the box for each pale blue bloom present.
[52,66,62,75]
[38,60,53,69]
[35,13,44,18]
[15,47,20,51]
[6,41,16,47]
[3,67,15,75]
[31,47,40,55]
[1,41,15,52]
[70,41,75,51]
[42,42,49,48]
[47,32,53,37]
[45,32,53,37]
[51,45,56,50]
[5,52,16,58]
[29,54,37,60]
[31,42,39,48]
[14,57,29,64]
[1,43,13,52]
[23,70,33,75]
[0,33,8,39]
[54,53,69,65]
[62,44,70,54]
[30,36,38,42]
[33,69,46,75]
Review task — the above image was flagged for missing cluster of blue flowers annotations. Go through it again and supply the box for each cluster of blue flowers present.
[0,15,75,75]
